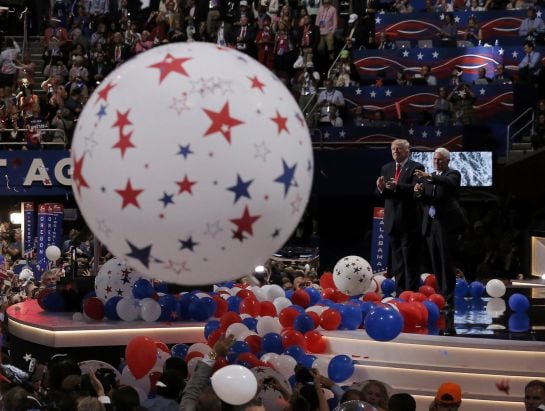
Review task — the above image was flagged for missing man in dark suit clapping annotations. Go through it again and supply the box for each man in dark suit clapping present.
[376,139,424,295]
[414,148,467,307]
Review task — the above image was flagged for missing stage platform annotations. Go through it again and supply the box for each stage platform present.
[6,285,545,411]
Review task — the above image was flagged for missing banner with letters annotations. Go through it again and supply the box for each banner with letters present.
[370,207,389,275]
[21,202,35,259]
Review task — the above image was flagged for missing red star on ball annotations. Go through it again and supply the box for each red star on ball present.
[176,175,197,195]
[112,109,132,132]
[248,75,265,92]
[148,53,192,84]
[203,102,244,144]
[112,130,135,158]
[230,205,261,236]
[95,81,116,104]
[72,153,90,195]
[270,110,289,135]
[115,179,144,209]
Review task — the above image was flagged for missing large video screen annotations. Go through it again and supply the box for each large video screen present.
[410,151,493,187]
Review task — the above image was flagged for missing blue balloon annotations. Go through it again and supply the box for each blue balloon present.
[316,299,335,307]
[227,341,250,362]
[454,296,469,315]
[200,297,217,318]
[154,282,169,294]
[328,355,354,383]
[177,293,198,320]
[381,278,396,295]
[262,333,283,354]
[227,296,242,313]
[104,296,122,320]
[159,294,177,321]
[360,301,376,326]
[242,317,258,332]
[285,290,293,299]
[171,343,189,359]
[204,320,220,339]
[290,304,305,314]
[364,306,403,342]
[469,297,485,312]
[468,281,485,299]
[284,345,305,361]
[339,304,362,330]
[298,354,317,369]
[42,292,65,312]
[293,314,315,334]
[455,280,469,297]
[288,375,297,388]
[237,360,252,369]
[132,278,154,299]
[508,312,530,332]
[423,300,440,325]
[305,288,321,305]
[188,299,210,321]
[508,293,530,313]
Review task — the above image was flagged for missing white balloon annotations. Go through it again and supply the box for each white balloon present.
[365,278,379,294]
[239,313,252,320]
[260,352,280,363]
[95,258,143,302]
[306,305,326,316]
[256,316,282,336]
[333,255,374,296]
[116,297,141,321]
[312,357,329,376]
[486,298,507,318]
[420,273,431,281]
[250,286,267,302]
[226,322,249,339]
[211,365,258,405]
[195,292,210,299]
[373,274,387,289]
[151,348,171,373]
[382,297,395,303]
[71,42,313,286]
[237,330,258,341]
[120,365,150,397]
[266,285,285,301]
[273,297,292,313]
[270,354,297,379]
[140,298,162,322]
[45,245,61,261]
[187,342,212,357]
[486,279,506,298]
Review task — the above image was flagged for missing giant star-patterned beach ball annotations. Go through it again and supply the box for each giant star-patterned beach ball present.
[94,258,143,301]
[72,42,314,285]
[333,255,373,296]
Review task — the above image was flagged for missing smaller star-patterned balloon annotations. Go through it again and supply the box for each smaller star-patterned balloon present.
[94,258,143,301]
[72,42,313,285]
[251,365,292,410]
[332,255,373,296]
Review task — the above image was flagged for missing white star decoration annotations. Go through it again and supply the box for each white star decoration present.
[498,48,504,56]
[254,141,271,161]
[23,353,33,362]
[454,16,460,23]
[339,130,346,138]
[169,94,191,115]
[417,52,424,60]
[376,16,382,23]
[435,129,442,137]
[355,88,362,95]
[402,50,410,57]
[370,90,377,98]
[422,131,428,138]
[512,51,518,58]
[432,51,439,58]
[479,88,486,95]
[409,128,414,135]
[385,89,392,96]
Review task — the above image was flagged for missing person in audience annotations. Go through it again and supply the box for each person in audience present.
[438,13,458,47]
[506,0,525,9]
[532,113,545,150]
[317,78,345,124]
[392,0,414,12]
[377,31,395,50]
[464,15,483,44]
[429,382,463,410]
[524,380,545,411]
[331,50,359,87]
[328,104,344,127]
[389,393,417,411]
[493,63,513,84]
[421,0,435,12]
[315,0,338,63]
[360,380,389,411]
[468,0,486,11]
[351,105,370,126]
[415,149,467,308]
[417,65,437,86]
[519,40,542,85]
[434,86,452,126]
[519,7,545,44]
[344,13,368,51]
[473,67,492,84]
[448,83,476,125]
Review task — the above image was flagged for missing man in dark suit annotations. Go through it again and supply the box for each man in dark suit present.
[376,139,424,295]
[414,148,467,306]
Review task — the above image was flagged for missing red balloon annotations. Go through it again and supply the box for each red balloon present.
[362,292,381,302]
[281,329,306,349]
[260,301,277,317]
[305,330,326,353]
[278,307,300,328]
[418,285,436,297]
[244,334,262,353]
[320,308,341,330]
[155,341,170,353]
[424,274,437,290]
[397,302,423,331]
[207,329,223,347]
[409,292,427,303]
[239,297,261,317]
[412,301,428,325]
[398,291,414,301]
[125,336,157,379]
[220,312,242,331]
[236,289,255,300]
[428,293,446,310]
[212,295,228,317]
[306,311,320,327]
[319,272,336,289]
[332,290,350,303]
[212,356,229,372]
[83,297,105,321]
[185,351,204,363]
[237,352,261,367]
[37,288,55,310]
[321,287,336,301]
[291,289,311,308]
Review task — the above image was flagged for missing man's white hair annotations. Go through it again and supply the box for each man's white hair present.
[434,147,450,160]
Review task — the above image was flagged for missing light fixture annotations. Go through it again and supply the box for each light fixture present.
[254,265,266,274]
[10,212,23,225]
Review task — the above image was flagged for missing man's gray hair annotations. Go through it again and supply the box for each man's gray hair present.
[434,147,450,160]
